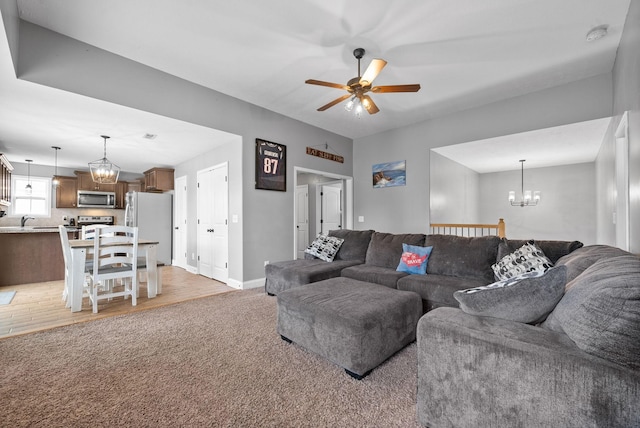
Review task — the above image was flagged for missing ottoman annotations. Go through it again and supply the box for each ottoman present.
[277,277,422,379]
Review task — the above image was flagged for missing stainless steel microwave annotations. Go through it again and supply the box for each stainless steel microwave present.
[77,190,116,208]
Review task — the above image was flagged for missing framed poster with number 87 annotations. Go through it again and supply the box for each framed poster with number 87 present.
[255,138,286,191]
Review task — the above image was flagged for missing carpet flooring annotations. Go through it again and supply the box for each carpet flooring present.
[1,288,421,427]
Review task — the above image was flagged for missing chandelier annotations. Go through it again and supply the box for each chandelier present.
[88,135,120,184]
[25,159,33,194]
[508,160,540,207]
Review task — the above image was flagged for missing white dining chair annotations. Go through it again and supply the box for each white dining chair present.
[58,226,91,308]
[87,225,139,313]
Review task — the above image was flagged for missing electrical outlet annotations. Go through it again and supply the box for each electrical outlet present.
[62,215,68,222]
[191,252,195,260]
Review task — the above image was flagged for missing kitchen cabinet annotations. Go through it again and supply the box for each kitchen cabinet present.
[75,171,116,192]
[0,229,76,285]
[144,167,174,191]
[55,176,78,208]
[0,153,13,207]
[127,180,142,193]
[115,181,128,209]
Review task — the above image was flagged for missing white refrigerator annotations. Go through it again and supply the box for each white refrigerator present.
[125,192,173,265]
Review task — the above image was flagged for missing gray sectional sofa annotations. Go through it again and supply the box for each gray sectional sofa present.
[266,229,639,426]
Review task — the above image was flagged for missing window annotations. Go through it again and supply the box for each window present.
[10,175,51,217]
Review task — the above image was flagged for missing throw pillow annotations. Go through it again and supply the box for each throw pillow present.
[304,235,344,262]
[454,265,567,324]
[492,241,553,281]
[396,244,433,275]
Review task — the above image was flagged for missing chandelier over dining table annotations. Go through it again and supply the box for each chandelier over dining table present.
[88,135,120,184]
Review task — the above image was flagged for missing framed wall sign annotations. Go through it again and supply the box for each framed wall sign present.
[255,138,286,191]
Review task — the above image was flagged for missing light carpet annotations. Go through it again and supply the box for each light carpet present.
[0,288,421,427]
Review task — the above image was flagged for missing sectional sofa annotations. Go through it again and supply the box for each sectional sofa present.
[266,228,640,426]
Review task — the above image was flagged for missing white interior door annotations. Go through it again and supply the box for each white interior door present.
[295,184,309,259]
[173,175,188,269]
[197,168,214,278]
[321,184,342,234]
[211,164,229,282]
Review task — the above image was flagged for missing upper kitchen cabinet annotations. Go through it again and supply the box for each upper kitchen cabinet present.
[55,176,78,208]
[144,167,174,192]
[75,171,116,192]
[0,154,13,207]
[115,181,128,209]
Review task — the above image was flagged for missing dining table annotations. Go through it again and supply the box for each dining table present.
[68,238,160,312]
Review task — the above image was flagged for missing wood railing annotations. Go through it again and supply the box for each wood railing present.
[429,218,506,238]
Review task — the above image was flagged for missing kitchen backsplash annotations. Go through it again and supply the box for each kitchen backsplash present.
[0,207,125,228]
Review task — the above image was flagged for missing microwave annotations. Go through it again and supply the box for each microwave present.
[77,191,116,208]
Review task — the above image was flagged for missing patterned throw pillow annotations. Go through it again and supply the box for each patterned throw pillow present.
[304,235,345,262]
[396,244,433,275]
[491,242,553,281]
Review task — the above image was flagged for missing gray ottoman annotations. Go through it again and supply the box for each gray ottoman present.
[277,277,422,379]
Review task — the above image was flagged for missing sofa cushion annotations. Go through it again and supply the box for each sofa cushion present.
[542,255,640,370]
[498,238,583,264]
[492,242,554,281]
[424,235,500,282]
[304,235,344,262]
[396,244,433,275]
[454,266,566,324]
[341,264,408,289]
[555,244,631,283]
[364,232,426,269]
[397,274,489,311]
[264,259,362,295]
[327,229,375,262]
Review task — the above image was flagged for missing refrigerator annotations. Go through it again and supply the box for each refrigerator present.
[125,192,173,265]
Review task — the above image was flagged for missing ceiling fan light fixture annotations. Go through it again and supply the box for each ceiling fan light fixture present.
[344,97,356,112]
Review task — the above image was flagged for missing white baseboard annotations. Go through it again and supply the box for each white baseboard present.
[225,277,264,290]
[186,265,198,274]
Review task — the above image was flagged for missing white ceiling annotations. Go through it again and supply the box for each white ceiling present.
[433,116,612,173]
[0,0,632,173]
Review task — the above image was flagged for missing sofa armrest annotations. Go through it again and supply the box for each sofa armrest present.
[417,307,640,428]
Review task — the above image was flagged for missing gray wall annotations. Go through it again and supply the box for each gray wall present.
[353,73,613,235]
[479,163,596,243]
[429,151,479,224]
[10,18,353,285]
[612,0,640,253]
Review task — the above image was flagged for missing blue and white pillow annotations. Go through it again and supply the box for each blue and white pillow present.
[396,244,433,275]
[304,234,344,262]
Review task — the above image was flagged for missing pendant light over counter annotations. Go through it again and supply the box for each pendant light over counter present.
[51,146,61,187]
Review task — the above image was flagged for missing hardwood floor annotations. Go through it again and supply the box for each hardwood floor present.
[0,266,236,339]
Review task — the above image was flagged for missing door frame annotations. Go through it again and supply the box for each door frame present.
[293,166,353,259]
[173,174,188,269]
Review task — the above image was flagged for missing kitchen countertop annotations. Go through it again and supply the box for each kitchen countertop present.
[0,226,80,233]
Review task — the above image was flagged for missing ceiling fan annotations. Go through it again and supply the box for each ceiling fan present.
[305,48,420,115]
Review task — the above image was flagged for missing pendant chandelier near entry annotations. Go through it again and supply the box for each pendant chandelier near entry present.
[508,159,540,207]
[88,135,120,184]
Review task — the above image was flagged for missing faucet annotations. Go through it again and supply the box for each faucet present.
[21,216,34,227]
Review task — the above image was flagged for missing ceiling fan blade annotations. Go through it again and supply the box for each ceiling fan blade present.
[361,95,379,114]
[317,94,352,111]
[371,84,421,93]
[359,59,387,86]
[305,79,350,91]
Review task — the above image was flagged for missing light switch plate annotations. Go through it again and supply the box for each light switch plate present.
[358,216,365,222]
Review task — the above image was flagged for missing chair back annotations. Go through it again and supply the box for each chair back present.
[58,225,71,269]
[91,226,139,280]
[81,224,108,240]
